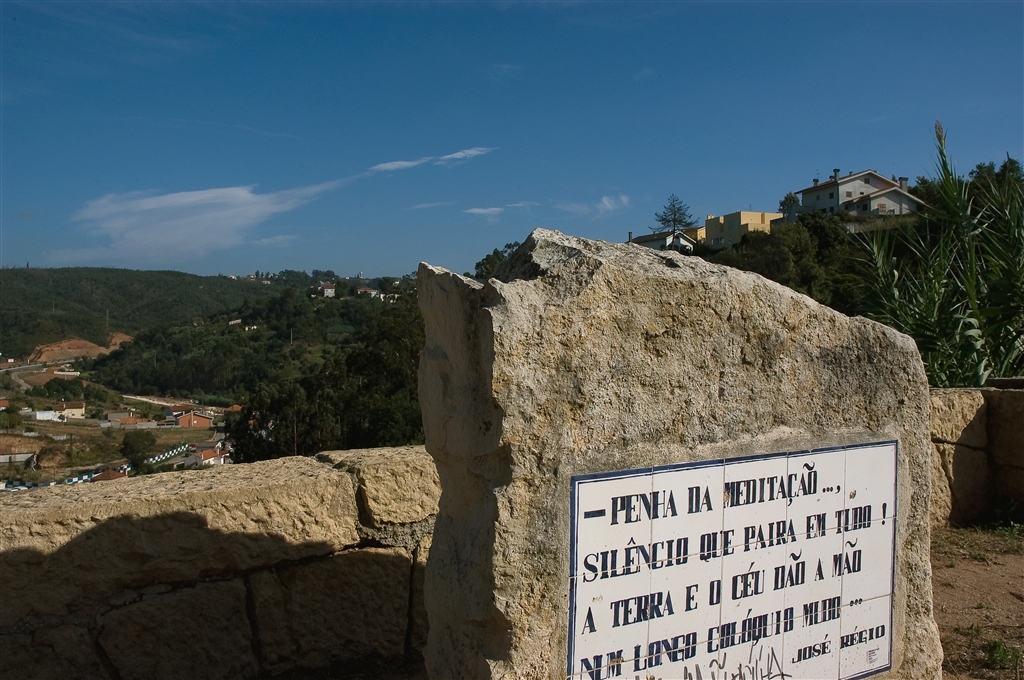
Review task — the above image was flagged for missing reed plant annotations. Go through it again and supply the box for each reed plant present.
[857,123,1024,386]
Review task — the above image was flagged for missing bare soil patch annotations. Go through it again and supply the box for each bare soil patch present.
[932,525,1024,679]
[29,334,132,363]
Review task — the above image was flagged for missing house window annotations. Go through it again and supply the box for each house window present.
[711,237,724,248]
[829,207,834,214]
[878,202,886,212]
[846,191,852,198]
[865,177,871,185]
[816,195,820,202]
[829,192,834,198]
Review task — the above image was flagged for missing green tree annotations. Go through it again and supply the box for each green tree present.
[120,430,157,469]
[652,194,696,232]
[472,242,521,279]
[778,192,800,214]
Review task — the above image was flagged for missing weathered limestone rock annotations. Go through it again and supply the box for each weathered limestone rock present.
[0,625,107,680]
[98,579,257,680]
[929,443,953,528]
[933,443,991,525]
[418,229,942,679]
[410,533,432,653]
[0,457,359,629]
[318,446,440,526]
[929,388,987,449]
[250,547,412,673]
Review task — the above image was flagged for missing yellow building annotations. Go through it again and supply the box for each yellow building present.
[704,211,782,250]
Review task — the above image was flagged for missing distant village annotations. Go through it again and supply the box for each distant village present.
[628,168,921,254]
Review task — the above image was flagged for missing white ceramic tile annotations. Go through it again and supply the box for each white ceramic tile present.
[568,573,650,678]
[781,600,842,679]
[843,443,897,522]
[646,557,722,674]
[838,519,897,605]
[786,447,848,531]
[572,468,654,579]
[648,462,725,568]
[839,594,893,679]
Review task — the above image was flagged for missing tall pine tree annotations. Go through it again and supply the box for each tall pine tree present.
[652,194,696,232]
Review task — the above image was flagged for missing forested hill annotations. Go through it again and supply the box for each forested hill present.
[0,267,374,358]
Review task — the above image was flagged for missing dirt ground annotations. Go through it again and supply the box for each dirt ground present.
[932,525,1024,679]
[28,333,131,363]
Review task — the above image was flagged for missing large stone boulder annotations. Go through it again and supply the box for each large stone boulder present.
[418,229,941,679]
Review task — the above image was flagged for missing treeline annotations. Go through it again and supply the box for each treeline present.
[0,266,382,359]
[85,281,398,400]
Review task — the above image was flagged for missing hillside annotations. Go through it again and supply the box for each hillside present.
[0,267,364,359]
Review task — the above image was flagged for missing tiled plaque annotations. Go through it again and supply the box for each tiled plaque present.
[568,442,897,680]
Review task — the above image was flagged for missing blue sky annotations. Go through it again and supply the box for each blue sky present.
[1,2,1021,277]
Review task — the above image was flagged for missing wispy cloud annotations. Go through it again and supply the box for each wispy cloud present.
[371,147,496,172]
[465,207,504,217]
[596,195,630,214]
[554,201,591,216]
[51,180,344,263]
[435,147,497,165]
[369,157,433,172]
[254,234,297,246]
[52,144,496,264]
[505,201,539,208]
[408,201,455,210]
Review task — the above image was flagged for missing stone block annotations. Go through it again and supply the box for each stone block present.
[930,442,952,528]
[934,442,991,525]
[930,388,987,449]
[0,626,107,680]
[98,579,257,680]
[0,457,358,629]
[318,446,440,526]
[251,547,412,673]
[410,533,432,653]
[418,229,942,679]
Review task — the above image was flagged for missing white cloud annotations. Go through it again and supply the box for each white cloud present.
[254,234,297,246]
[408,201,455,210]
[369,157,433,172]
[505,201,539,208]
[465,207,504,217]
[51,180,342,263]
[435,147,496,164]
[554,201,591,216]
[596,195,630,214]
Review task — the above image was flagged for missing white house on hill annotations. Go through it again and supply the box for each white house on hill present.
[797,169,923,217]
[628,230,697,254]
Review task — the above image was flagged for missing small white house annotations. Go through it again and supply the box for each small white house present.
[628,230,697,254]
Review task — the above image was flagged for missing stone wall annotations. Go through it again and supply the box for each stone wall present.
[0,446,439,680]
[930,387,1024,527]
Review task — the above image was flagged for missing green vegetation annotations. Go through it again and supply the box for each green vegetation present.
[856,124,1024,386]
[85,284,394,402]
[0,266,374,359]
[983,638,1022,670]
[712,211,862,315]
[120,430,158,471]
[229,277,424,460]
[468,242,521,279]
